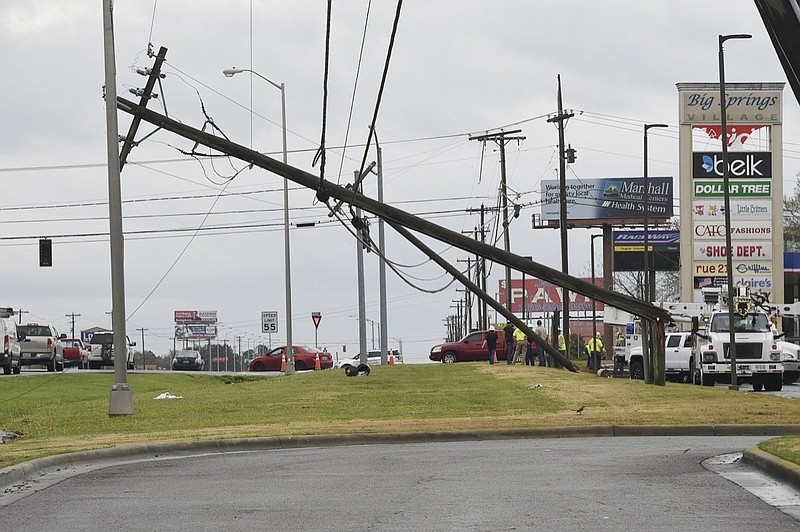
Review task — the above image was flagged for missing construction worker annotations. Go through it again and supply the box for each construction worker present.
[556,329,566,368]
[587,332,604,371]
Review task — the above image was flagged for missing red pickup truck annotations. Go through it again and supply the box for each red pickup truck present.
[62,338,89,369]
[429,330,507,363]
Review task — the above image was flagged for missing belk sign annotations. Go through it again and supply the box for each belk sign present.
[692,152,771,178]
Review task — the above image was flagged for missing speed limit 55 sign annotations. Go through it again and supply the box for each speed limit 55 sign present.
[261,311,278,333]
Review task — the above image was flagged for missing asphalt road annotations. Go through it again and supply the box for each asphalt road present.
[3,436,798,531]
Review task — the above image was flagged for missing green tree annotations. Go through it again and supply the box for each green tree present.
[784,174,800,252]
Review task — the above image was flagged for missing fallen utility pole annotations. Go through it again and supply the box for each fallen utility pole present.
[116,97,670,375]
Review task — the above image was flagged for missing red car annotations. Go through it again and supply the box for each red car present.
[248,346,333,372]
[62,338,89,369]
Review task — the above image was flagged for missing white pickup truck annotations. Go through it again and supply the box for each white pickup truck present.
[627,331,693,382]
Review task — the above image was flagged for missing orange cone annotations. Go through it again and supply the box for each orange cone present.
[389,353,395,366]
[280,353,286,372]
[314,352,321,371]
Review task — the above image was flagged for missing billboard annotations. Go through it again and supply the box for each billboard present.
[498,277,604,314]
[613,230,680,272]
[174,310,218,323]
[540,177,673,221]
[175,324,218,339]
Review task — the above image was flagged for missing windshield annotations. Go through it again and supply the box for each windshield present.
[710,313,771,333]
[90,334,113,345]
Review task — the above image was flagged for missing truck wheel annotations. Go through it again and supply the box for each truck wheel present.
[55,357,64,372]
[765,376,782,392]
[47,357,55,372]
[12,363,20,375]
[752,382,763,392]
[701,373,715,387]
[2,363,10,375]
[442,352,457,364]
[629,359,643,380]
[783,371,799,384]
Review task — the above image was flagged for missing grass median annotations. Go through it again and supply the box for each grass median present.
[2,363,800,469]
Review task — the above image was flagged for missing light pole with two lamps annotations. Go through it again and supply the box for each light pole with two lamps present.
[718,33,752,390]
[643,122,669,385]
[223,67,294,375]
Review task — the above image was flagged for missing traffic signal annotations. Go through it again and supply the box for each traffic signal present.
[565,144,577,164]
[39,238,52,267]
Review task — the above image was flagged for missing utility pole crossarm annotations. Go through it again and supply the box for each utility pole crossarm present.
[116,97,670,324]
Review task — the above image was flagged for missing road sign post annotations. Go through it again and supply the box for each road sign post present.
[262,311,278,335]
[312,312,322,348]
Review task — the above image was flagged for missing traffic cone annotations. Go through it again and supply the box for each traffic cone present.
[389,353,395,366]
[280,353,286,372]
[314,352,321,371]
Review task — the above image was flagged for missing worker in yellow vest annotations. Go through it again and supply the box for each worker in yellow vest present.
[556,330,566,368]
[587,332,603,371]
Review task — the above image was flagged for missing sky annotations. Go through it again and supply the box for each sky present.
[1,1,798,363]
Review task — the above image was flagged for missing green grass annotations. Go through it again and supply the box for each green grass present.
[2,364,800,468]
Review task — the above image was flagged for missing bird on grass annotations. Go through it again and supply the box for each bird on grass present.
[575,406,585,414]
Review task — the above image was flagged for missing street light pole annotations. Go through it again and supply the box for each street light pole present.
[224,67,294,375]
[590,234,603,371]
[718,33,751,390]
[643,123,668,385]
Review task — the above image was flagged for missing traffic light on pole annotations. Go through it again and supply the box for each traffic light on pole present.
[39,238,52,267]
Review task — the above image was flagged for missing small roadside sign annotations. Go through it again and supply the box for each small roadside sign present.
[262,311,278,334]
[311,312,322,329]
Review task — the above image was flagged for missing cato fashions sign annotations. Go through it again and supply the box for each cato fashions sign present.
[692,221,772,240]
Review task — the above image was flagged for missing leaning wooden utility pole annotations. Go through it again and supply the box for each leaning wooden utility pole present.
[102,0,133,415]
[547,75,574,359]
[469,130,525,311]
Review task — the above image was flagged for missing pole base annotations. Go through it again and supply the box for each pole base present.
[109,383,135,416]
[728,384,740,391]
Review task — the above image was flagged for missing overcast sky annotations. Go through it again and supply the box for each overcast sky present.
[1,1,798,362]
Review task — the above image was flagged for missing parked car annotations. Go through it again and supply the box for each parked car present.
[0,308,21,375]
[172,349,205,371]
[430,330,507,363]
[248,346,333,371]
[87,332,136,370]
[336,349,403,371]
[62,338,89,369]
[18,323,65,372]
[627,331,693,382]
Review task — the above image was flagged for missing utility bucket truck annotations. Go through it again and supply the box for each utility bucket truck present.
[661,286,791,391]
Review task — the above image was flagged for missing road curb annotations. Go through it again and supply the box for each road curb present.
[3,424,800,490]
[742,446,800,493]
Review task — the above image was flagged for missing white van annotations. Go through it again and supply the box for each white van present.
[0,308,21,375]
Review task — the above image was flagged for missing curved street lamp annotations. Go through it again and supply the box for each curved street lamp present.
[223,67,294,375]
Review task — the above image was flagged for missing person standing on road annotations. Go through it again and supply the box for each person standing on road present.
[512,325,528,365]
[504,323,515,365]
[485,327,498,364]
[613,332,625,376]
[534,320,548,367]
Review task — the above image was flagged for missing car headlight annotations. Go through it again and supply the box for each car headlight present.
[431,345,442,353]
[770,352,781,362]
[703,352,716,363]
